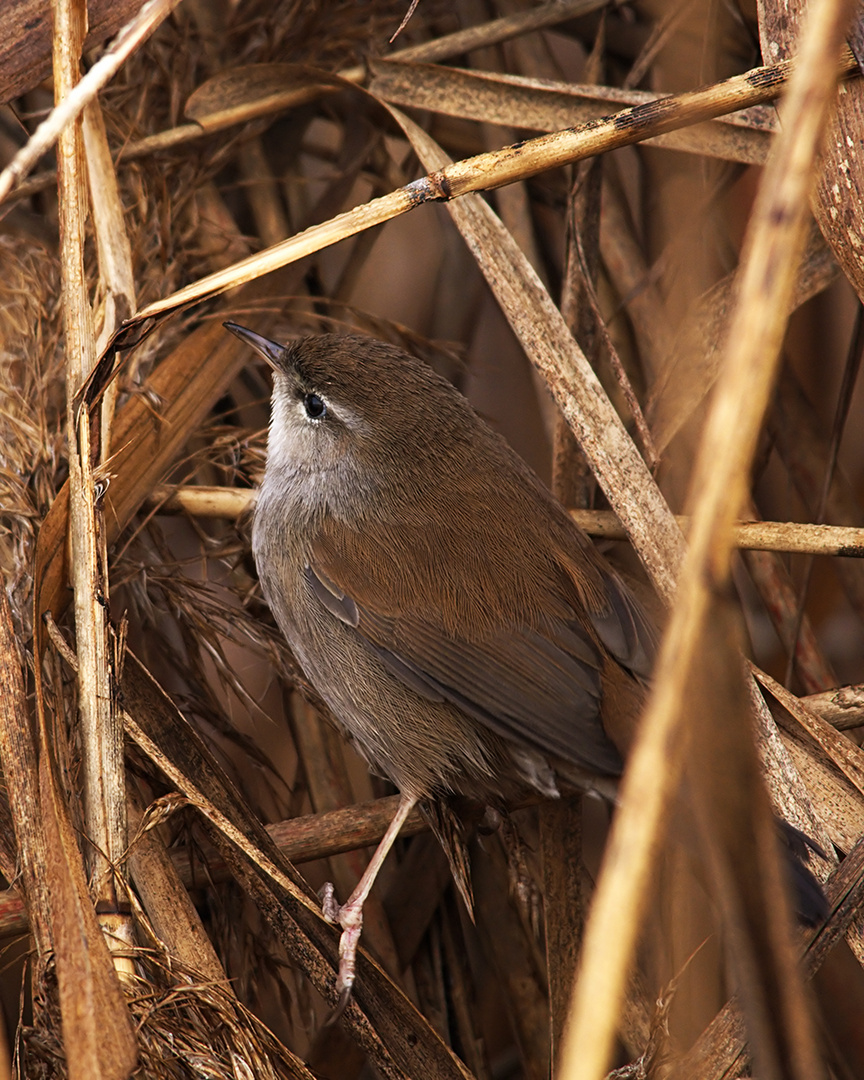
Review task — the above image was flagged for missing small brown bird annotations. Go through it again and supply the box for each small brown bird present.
[225,323,658,1001]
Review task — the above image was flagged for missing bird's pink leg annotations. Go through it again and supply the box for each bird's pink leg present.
[321,792,417,1006]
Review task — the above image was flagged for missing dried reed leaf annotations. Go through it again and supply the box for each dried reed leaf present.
[539,798,583,1070]
[82,96,136,455]
[126,788,229,987]
[83,128,137,330]
[370,60,774,164]
[437,896,491,1080]
[0,588,50,949]
[749,682,835,857]
[759,0,864,300]
[35,724,138,1080]
[756,669,864,799]
[780,732,864,851]
[19,615,136,1080]
[471,834,549,1080]
[184,64,342,131]
[804,838,864,970]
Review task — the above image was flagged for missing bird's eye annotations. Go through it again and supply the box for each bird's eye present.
[303,393,327,420]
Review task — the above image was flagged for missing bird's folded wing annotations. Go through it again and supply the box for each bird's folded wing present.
[306,525,655,775]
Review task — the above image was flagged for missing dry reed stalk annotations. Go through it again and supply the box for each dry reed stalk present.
[52,0,132,962]
[148,485,864,556]
[37,3,136,1077]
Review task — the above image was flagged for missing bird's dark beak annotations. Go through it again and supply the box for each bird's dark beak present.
[223,322,285,371]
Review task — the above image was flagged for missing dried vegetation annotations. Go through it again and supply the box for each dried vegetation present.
[2,0,864,1077]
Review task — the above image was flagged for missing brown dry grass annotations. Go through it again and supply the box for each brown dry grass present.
[2,1,864,1078]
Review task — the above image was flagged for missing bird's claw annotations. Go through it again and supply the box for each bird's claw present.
[320,881,340,924]
[323,984,353,1028]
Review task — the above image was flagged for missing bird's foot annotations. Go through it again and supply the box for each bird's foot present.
[319,882,364,1006]
[318,797,418,1018]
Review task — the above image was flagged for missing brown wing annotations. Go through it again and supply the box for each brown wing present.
[307,514,655,777]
